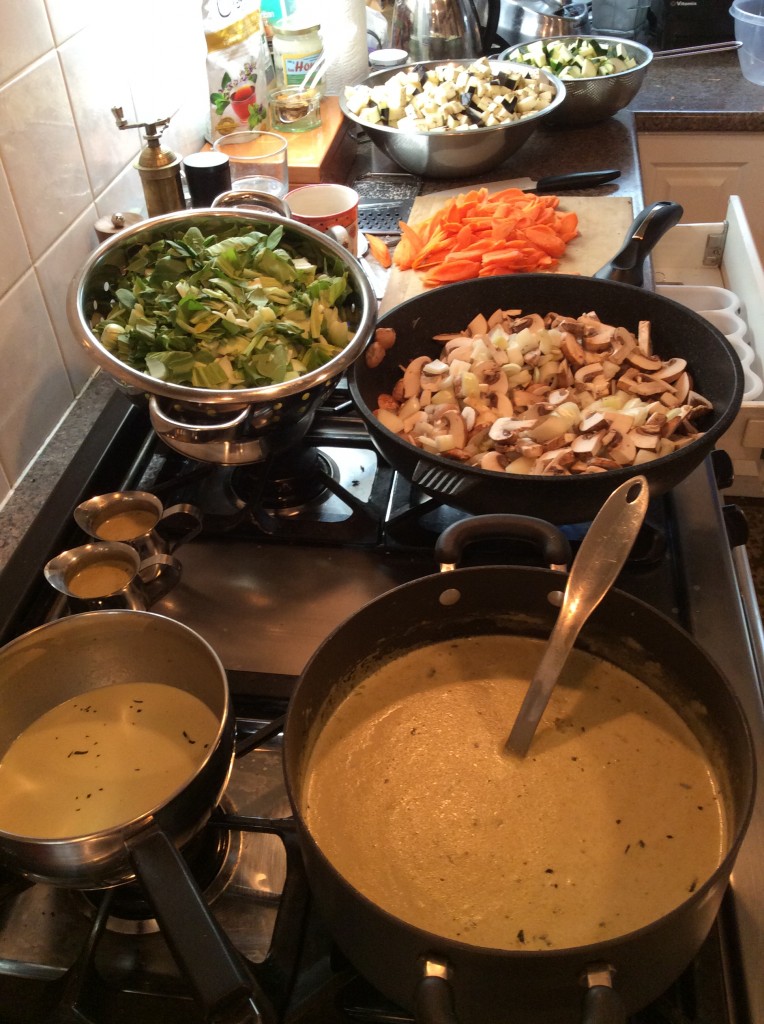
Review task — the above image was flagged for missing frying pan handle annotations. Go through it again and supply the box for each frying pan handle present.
[593,201,684,287]
[127,826,275,1024]
[435,514,572,570]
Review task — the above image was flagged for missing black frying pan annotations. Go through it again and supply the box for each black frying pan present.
[349,203,743,524]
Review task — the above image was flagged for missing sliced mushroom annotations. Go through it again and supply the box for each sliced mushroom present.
[626,351,663,373]
[571,431,604,456]
[473,360,509,394]
[480,451,508,472]
[390,304,713,480]
[402,356,431,399]
[489,417,536,441]
[560,333,586,368]
[652,357,687,382]
[574,362,604,385]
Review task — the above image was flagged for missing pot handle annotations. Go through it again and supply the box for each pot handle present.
[137,552,183,606]
[593,200,684,287]
[157,501,203,552]
[581,966,627,1024]
[149,395,250,441]
[416,975,460,1024]
[582,985,627,1024]
[127,825,275,1024]
[434,514,572,570]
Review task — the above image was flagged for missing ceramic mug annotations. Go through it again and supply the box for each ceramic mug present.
[44,542,182,612]
[286,184,360,256]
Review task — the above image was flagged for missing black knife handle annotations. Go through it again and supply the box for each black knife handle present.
[532,169,621,192]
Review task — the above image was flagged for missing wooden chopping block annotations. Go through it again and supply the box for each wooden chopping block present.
[379,186,636,315]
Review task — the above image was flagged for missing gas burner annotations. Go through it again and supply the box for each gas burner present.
[232,446,337,517]
[78,808,242,935]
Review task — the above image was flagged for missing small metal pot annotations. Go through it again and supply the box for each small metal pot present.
[67,207,377,465]
[0,611,268,1022]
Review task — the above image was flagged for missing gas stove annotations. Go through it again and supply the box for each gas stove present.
[0,382,761,1024]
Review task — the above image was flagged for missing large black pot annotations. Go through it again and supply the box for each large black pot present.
[283,517,756,1024]
[349,208,743,524]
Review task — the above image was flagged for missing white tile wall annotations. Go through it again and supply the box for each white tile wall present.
[0,0,210,495]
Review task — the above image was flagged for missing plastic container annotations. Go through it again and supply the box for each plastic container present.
[731,0,764,85]
[655,283,740,314]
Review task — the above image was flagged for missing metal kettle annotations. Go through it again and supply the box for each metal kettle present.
[390,0,502,61]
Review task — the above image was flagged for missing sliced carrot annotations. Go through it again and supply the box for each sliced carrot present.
[394,186,579,287]
[364,232,392,269]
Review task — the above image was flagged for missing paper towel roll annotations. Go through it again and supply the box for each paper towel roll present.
[319,0,370,94]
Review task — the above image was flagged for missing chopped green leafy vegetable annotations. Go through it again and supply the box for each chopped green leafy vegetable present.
[93,223,357,389]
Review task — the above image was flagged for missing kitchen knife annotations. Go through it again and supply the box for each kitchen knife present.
[507,169,621,193]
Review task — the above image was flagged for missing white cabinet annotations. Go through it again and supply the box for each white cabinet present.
[638,132,764,259]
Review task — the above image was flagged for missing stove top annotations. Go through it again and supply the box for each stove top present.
[0,384,761,1024]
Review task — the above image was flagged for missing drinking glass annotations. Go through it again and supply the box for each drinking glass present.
[212,130,289,198]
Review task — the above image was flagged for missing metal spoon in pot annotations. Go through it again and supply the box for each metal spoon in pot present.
[505,474,649,757]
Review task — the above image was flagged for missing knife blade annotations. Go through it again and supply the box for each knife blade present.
[507,169,621,193]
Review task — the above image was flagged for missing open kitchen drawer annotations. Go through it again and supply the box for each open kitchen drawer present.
[651,195,764,498]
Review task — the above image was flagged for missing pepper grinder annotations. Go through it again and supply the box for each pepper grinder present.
[112,107,186,217]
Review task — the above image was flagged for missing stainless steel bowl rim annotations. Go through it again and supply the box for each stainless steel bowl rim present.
[68,208,377,406]
[499,35,654,79]
[339,59,567,138]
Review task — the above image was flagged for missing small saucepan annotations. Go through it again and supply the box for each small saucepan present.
[283,516,756,1024]
[0,610,270,1024]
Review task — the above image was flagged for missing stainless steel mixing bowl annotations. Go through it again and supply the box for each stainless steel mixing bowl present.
[339,59,565,178]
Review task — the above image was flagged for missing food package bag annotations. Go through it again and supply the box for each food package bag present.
[203,0,276,140]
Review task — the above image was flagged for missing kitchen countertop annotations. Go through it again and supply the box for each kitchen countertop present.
[2,48,762,570]
[630,50,764,132]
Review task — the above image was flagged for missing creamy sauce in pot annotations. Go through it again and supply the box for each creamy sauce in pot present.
[303,636,727,951]
[0,682,220,839]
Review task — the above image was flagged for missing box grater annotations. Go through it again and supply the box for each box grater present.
[354,172,421,234]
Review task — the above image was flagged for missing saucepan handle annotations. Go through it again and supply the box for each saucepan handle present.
[435,513,572,571]
[415,974,460,1024]
[594,200,684,287]
[582,985,627,1024]
[127,826,275,1024]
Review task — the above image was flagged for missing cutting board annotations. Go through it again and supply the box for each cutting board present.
[379,185,635,314]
